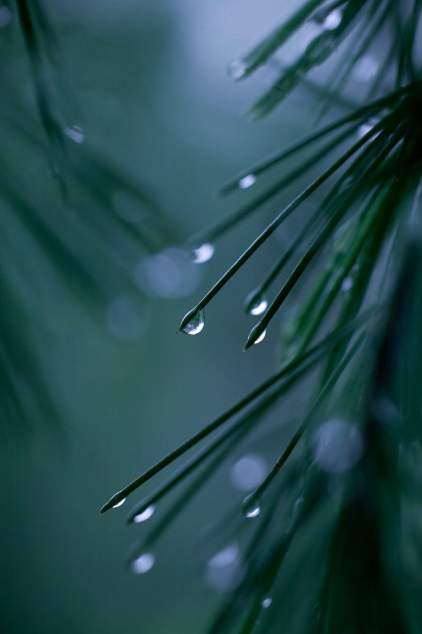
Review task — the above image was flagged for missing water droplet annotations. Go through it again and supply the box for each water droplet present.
[112,497,126,508]
[243,494,261,518]
[205,542,245,593]
[208,543,240,569]
[312,419,364,473]
[134,505,155,523]
[64,125,85,144]
[0,7,12,28]
[323,9,342,30]
[182,308,205,335]
[254,329,267,345]
[131,552,155,574]
[245,291,268,316]
[238,174,256,190]
[192,243,215,264]
[228,60,247,80]
[353,55,379,82]
[262,597,272,609]
[230,454,267,492]
[341,276,353,292]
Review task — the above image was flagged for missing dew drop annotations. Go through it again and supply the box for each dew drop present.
[323,9,342,30]
[228,60,247,80]
[182,309,205,335]
[131,552,155,575]
[312,419,364,473]
[243,494,261,519]
[134,505,155,523]
[341,276,353,292]
[238,174,256,190]
[112,497,126,508]
[230,454,267,492]
[262,597,273,609]
[192,243,215,264]
[254,329,267,345]
[247,293,268,316]
[64,124,85,144]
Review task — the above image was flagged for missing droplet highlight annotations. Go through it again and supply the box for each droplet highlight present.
[254,329,267,345]
[246,292,268,316]
[323,9,342,30]
[181,309,205,335]
[112,497,126,508]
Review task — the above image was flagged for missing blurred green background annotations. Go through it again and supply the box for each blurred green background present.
[0,1,346,632]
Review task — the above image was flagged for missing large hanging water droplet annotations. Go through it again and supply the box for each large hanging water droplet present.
[131,552,155,575]
[243,494,261,518]
[254,329,267,345]
[181,308,205,335]
[112,497,126,508]
[228,60,247,80]
[134,505,155,523]
[238,174,256,190]
[192,243,215,264]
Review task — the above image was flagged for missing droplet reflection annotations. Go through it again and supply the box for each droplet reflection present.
[262,597,273,609]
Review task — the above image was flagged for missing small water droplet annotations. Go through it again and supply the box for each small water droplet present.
[238,174,256,190]
[208,543,240,569]
[243,494,261,518]
[134,505,155,523]
[323,9,342,30]
[341,276,353,292]
[246,293,268,316]
[182,309,205,335]
[0,7,12,28]
[131,552,155,575]
[112,498,126,508]
[353,55,379,82]
[192,243,215,264]
[254,329,267,345]
[228,60,247,80]
[64,124,85,144]
[262,597,272,609]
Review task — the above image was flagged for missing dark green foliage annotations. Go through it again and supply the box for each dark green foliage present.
[101,2,422,632]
